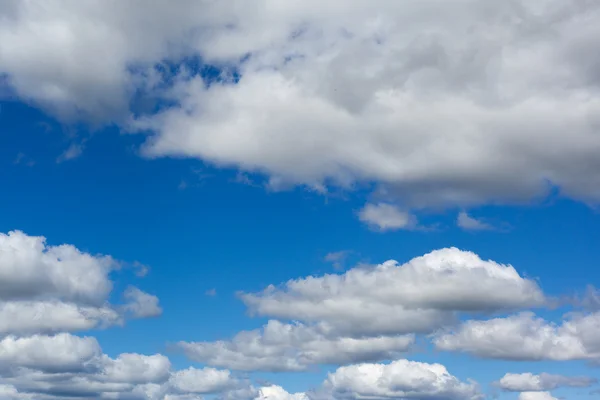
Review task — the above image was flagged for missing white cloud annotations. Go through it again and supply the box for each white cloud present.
[434,311,600,361]
[0,230,114,305]
[241,248,544,336]
[255,385,308,400]
[100,353,172,384]
[2,2,600,209]
[358,203,417,231]
[123,286,163,318]
[498,372,596,392]
[0,333,240,399]
[316,359,482,400]
[0,333,100,373]
[518,392,559,400]
[457,211,494,231]
[169,367,236,394]
[179,320,414,372]
[0,230,161,336]
[0,300,120,336]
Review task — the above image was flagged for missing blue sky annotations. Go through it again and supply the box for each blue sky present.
[1,2,600,400]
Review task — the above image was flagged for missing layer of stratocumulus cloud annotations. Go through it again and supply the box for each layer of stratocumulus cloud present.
[240,248,545,336]
[2,1,600,210]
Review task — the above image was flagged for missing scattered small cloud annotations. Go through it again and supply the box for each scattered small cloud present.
[324,250,351,270]
[205,288,217,297]
[358,203,418,232]
[457,211,495,231]
[13,152,35,167]
[123,286,163,318]
[132,261,150,277]
[56,143,84,163]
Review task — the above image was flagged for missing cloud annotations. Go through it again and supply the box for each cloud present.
[498,372,597,392]
[314,359,482,400]
[123,286,163,318]
[179,320,414,372]
[0,333,100,373]
[0,230,115,305]
[256,386,307,400]
[358,203,417,231]
[323,251,350,270]
[56,143,84,163]
[434,311,600,361]
[0,230,160,335]
[169,367,238,394]
[457,211,495,231]
[240,248,545,336]
[0,333,241,399]
[2,2,600,210]
[518,392,559,400]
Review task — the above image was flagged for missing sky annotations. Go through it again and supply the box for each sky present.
[0,1,600,399]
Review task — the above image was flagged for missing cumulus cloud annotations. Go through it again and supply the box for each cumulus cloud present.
[434,311,600,361]
[123,286,163,318]
[0,230,114,304]
[498,372,596,392]
[518,392,559,400]
[0,230,160,335]
[0,333,100,373]
[179,320,414,372]
[255,386,308,400]
[0,333,240,399]
[315,359,482,400]
[457,211,495,231]
[2,1,600,210]
[241,248,544,336]
[358,203,417,231]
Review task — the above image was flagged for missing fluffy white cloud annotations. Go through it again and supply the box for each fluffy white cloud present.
[0,230,160,336]
[498,372,596,392]
[518,392,559,400]
[434,311,600,361]
[179,320,414,371]
[241,248,544,336]
[0,300,120,336]
[169,367,236,394]
[316,359,482,400]
[255,385,308,400]
[2,2,600,209]
[0,333,240,399]
[100,353,171,384]
[0,333,100,373]
[0,230,114,304]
